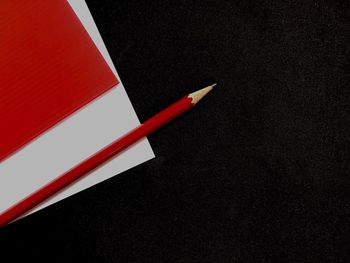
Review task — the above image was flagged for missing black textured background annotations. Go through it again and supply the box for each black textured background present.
[1,0,350,262]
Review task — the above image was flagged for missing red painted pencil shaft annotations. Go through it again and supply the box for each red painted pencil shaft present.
[0,96,193,226]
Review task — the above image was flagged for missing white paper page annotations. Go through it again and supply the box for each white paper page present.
[0,0,154,216]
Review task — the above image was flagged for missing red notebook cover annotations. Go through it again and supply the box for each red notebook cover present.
[0,0,118,161]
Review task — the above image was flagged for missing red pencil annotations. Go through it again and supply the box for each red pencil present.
[0,84,215,226]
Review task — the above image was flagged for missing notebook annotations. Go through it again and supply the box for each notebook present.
[0,0,154,216]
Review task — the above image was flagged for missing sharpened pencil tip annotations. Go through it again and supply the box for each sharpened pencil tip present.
[188,84,215,105]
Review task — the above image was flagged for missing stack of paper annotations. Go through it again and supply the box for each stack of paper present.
[0,0,154,217]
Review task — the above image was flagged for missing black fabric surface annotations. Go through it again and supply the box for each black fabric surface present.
[1,0,349,262]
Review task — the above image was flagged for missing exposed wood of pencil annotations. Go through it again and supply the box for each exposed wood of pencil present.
[0,84,215,226]
[189,83,215,104]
